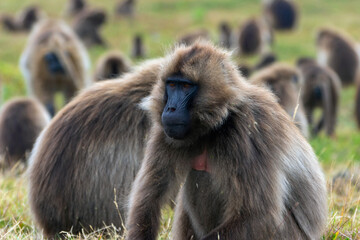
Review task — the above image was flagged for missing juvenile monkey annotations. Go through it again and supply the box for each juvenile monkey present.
[237,18,272,56]
[65,0,87,17]
[125,42,327,239]
[73,9,107,47]
[115,0,135,18]
[94,51,132,81]
[28,59,163,238]
[131,34,146,59]
[0,97,50,168]
[316,28,360,86]
[297,58,341,137]
[250,63,308,138]
[263,0,298,30]
[1,6,40,32]
[218,22,232,49]
[19,19,91,116]
[177,29,210,46]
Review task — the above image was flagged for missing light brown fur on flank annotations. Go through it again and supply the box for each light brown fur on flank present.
[0,97,50,169]
[250,63,309,138]
[316,28,360,86]
[297,58,341,137]
[94,51,132,81]
[19,19,91,115]
[27,59,163,238]
[125,42,327,239]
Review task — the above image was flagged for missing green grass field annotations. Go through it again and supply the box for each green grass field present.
[1,0,360,239]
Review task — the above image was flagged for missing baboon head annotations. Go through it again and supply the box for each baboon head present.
[143,41,242,144]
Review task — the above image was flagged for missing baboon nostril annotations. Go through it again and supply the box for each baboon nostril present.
[169,107,176,112]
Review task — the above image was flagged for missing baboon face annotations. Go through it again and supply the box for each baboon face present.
[35,31,76,75]
[146,43,240,143]
[161,75,198,139]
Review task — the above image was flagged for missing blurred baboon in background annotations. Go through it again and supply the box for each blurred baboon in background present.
[250,63,309,138]
[131,34,146,59]
[254,52,277,70]
[1,6,40,32]
[65,0,87,17]
[177,29,210,46]
[125,42,326,240]
[263,0,298,30]
[19,19,91,116]
[115,0,135,18]
[297,58,341,137]
[355,85,360,129]
[218,21,232,49]
[237,63,252,78]
[94,51,132,81]
[28,59,164,238]
[0,98,50,169]
[316,28,360,86]
[237,18,272,56]
[73,9,107,47]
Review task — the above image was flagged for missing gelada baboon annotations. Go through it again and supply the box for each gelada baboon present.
[1,6,40,32]
[177,29,210,46]
[19,19,91,116]
[0,97,50,168]
[316,28,360,86]
[218,21,232,49]
[73,9,107,47]
[115,0,135,18]
[132,34,146,59]
[254,52,277,70]
[355,84,360,128]
[237,18,272,56]
[297,58,341,137]
[94,51,132,81]
[28,59,163,238]
[263,0,298,30]
[250,63,309,138]
[125,42,327,239]
[65,0,87,17]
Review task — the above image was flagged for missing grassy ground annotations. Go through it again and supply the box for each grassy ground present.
[1,0,360,239]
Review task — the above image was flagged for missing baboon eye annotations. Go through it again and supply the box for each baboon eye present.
[183,83,192,89]
[169,82,176,88]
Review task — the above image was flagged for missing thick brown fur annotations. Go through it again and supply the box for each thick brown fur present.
[115,0,135,18]
[218,22,232,49]
[20,19,91,116]
[250,63,308,138]
[316,28,360,86]
[65,0,87,17]
[263,0,298,30]
[131,34,146,59]
[1,6,40,32]
[125,42,327,239]
[28,59,163,238]
[177,30,210,46]
[73,9,107,47]
[94,51,132,81]
[237,18,272,56]
[0,97,50,168]
[297,59,341,136]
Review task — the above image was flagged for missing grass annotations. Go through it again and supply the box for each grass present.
[1,0,360,239]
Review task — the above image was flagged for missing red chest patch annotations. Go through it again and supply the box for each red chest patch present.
[191,149,210,172]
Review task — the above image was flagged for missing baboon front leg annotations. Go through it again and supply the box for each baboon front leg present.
[125,152,177,239]
[172,190,196,240]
